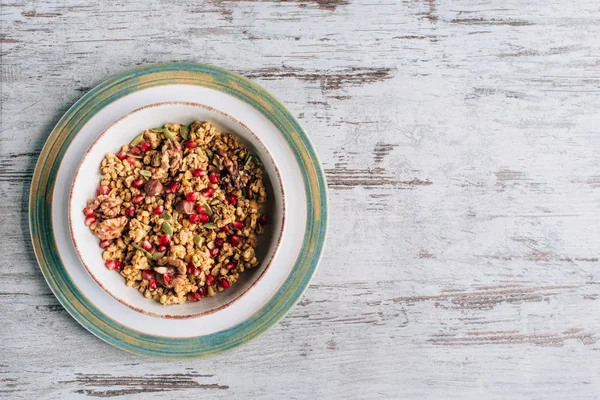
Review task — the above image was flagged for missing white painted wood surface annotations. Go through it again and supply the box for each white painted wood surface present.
[2,0,600,398]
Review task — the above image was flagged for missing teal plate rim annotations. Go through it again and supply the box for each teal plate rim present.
[28,62,328,358]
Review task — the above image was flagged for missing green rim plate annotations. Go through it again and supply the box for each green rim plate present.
[28,63,328,358]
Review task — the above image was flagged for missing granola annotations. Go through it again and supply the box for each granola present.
[82,121,267,305]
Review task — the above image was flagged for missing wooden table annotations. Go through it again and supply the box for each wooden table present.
[2,1,600,398]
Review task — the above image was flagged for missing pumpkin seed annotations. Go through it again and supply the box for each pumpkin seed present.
[207,240,216,250]
[210,199,220,206]
[152,251,166,261]
[130,133,144,146]
[180,125,189,140]
[133,244,152,258]
[161,221,173,235]
[201,203,213,216]
[140,170,152,178]
[163,129,174,141]
[193,234,204,247]
[244,154,253,168]
[127,154,143,159]
[160,212,172,221]
[204,222,217,229]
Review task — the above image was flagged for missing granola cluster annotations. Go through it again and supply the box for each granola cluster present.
[82,121,267,305]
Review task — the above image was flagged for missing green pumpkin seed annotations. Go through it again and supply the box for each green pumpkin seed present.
[193,235,204,247]
[127,154,143,159]
[161,221,173,235]
[180,125,189,140]
[210,199,220,206]
[207,240,216,250]
[163,129,174,141]
[201,203,212,216]
[152,251,166,261]
[133,244,153,258]
[130,133,144,146]
[140,170,152,178]
[204,222,217,229]
[160,212,172,221]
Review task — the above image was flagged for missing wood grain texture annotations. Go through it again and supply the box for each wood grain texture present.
[2,0,600,398]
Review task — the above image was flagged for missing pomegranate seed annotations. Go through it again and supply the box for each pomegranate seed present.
[208,173,219,184]
[226,194,237,205]
[138,141,150,152]
[148,279,158,289]
[221,225,231,233]
[233,221,244,229]
[214,238,224,248]
[132,195,144,205]
[206,275,215,285]
[132,178,144,188]
[83,207,95,216]
[210,248,219,257]
[200,214,210,223]
[192,267,200,276]
[157,245,167,252]
[189,214,201,224]
[202,187,214,197]
[229,235,242,247]
[99,240,111,249]
[158,234,170,246]
[198,287,207,297]
[185,141,197,149]
[85,216,96,226]
[117,151,127,160]
[141,240,153,251]
[166,181,180,193]
[195,205,206,214]
[225,262,236,271]
[259,214,268,225]
[219,278,230,289]
[105,259,122,271]
[125,206,135,218]
[130,146,141,156]
[186,264,195,275]
[153,205,164,214]
[142,269,154,281]
[127,156,137,165]
[98,185,110,195]
[189,292,201,301]
[104,260,116,270]
[186,192,198,202]
[192,168,206,177]
[164,274,172,284]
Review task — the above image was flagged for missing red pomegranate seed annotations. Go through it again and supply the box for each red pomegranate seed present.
[192,267,200,276]
[142,269,154,281]
[219,278,230,289]
[83,207,95,216]
[221,225,231,233]
[125,206,135,218]
[226,194,237,205]
[132,195,144,205]
[208,173,219,184]
[105,259,122,271]
[229,235,241,247]
[138,141,150,152]
[158,234,170,246]
[214,238,224,248]
[206,275,215,285]
[198,287,207,297]
[153,205,164,215]
[195,205,206,214]
[148,279,158,289]
[189,292,201,301]
[233,220,244,229]
[132,178,144,188]
[210,248,219,257]
[117,151,127,160]
[141,240,153,251]
[99,240,111,249]
[186,264,195,275]
[199,214,210,223]
[192,168,206,177]
[186,192,198,202]
[98,185,110,195]
[157,245,167,252]
[85,216,96,226]
[185,141,197,149]
[189,214,201,224]
[166,181,180,193]
[164,274,172,284]
[202,187,214,197]
[225,262,236,271]
[130,146,141,156]
[259,214,268,225]
[127,156,137,165]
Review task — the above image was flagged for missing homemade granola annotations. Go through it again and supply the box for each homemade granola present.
[82,121,267,305]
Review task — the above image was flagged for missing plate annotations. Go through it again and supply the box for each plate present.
[29,63,328,358]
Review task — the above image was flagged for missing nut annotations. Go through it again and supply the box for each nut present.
[144,178,163,196]
[175,200,194,214]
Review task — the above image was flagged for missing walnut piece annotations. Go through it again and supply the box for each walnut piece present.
[97,195,122,218]
[94,216,128,240]
[144,179,163,196]
[161,140,183,171]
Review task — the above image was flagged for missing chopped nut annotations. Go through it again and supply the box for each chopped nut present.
[175,200,194,214]
[144,178,163,196]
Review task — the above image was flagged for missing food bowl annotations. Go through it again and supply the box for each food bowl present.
[69,102,285,319]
